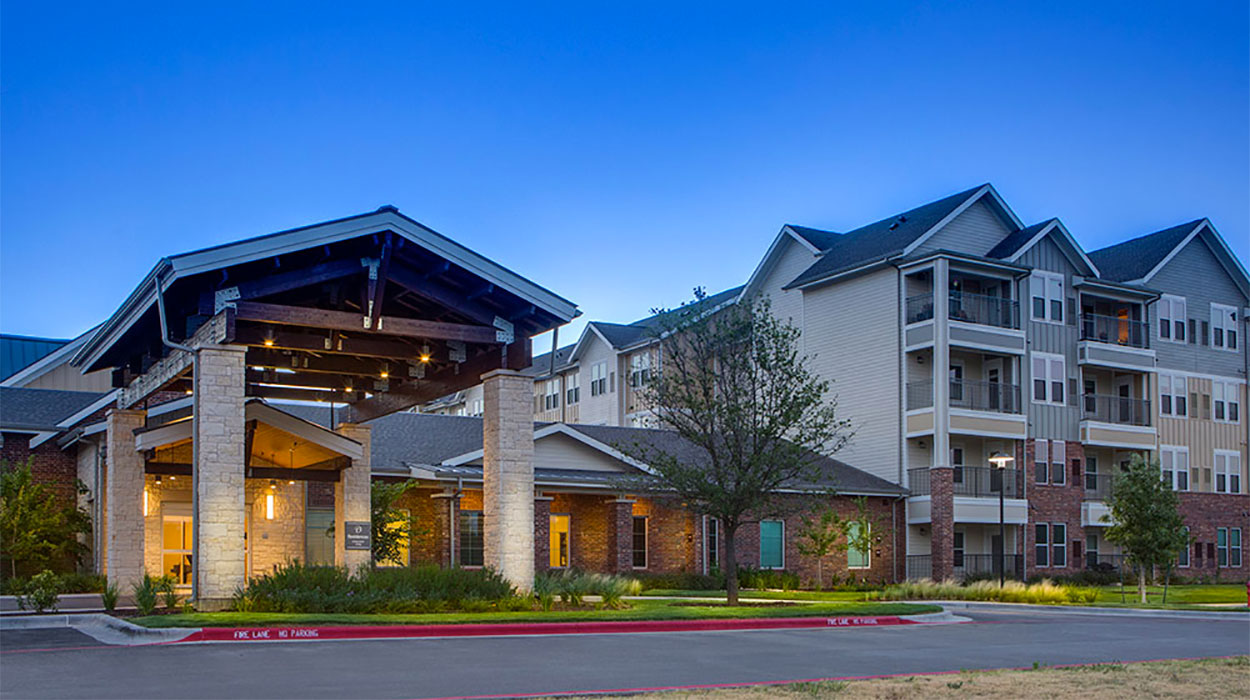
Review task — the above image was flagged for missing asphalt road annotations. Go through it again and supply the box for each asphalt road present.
[1,610,1247,699]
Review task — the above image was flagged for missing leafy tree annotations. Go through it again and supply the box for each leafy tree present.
[1101,454,1188,603]
[844,496,881,579]
[795,503,846,590]
[371,479,418,566]
[0,458,91,579]
[618,291,851,605]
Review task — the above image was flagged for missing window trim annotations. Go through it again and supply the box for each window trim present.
[1031,352,1066,406]
[1051,522,1067,568]
[565,372,580,405]
[1160,445,1190,492]
[459,509,485,568]
[1034,523,1050,568]
[847,521,871,569]
[1178,526,1190,568]
[1213,380,1241,424]
[1210,303,1239,351]
[704,516,720,573]
[1051,440,1066,486]
[1034,439,1050,485]
[631,515,648,569]
[1030,271,1065,324]
[1159,373,1188,418]
[759,519,785,570]
[1214,449,1241,495]
[1158,295,1188,343]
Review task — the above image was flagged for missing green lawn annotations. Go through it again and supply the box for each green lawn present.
[129,598,939,628]
[641,589,878,602]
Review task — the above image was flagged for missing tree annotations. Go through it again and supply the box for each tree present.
[1101,454,1188,603]
[795,503,846,590]
[0,458,91,579]
[618,291,851,605]
[371,479,417,566]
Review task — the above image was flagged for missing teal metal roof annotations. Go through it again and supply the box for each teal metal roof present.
[0,334,68,381]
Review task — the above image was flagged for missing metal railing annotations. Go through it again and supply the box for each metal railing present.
[906,379,1021,414]
[904,292,1020,330]
[907,466,1022,498]
[948,291,1020,330]
[1081,394,1152,426]
[1084,472,1115,501]
[955,554,1024,581]
[950,379,1021,414]
[906,555,932,580]
[1080,313,1149,349]
[1084,553,1127,572]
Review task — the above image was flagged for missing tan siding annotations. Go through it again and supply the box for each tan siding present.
[533,433,633,473]
[1159,379,1247,493]
[801,268,901,482]
[751,237,818,334]
[23,363,114,392]
[576,334,619,425]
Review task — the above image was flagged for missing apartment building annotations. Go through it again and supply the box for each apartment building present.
[430,183,1248,582]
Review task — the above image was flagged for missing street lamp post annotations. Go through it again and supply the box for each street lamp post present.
[988,451,1015,587]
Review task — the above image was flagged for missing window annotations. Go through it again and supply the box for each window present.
[1084,455,1099,491]
[629,352,652,388]
[543,379,560,411]
[1031,352,1065,405]
[305,507,335,566]
[953,531,965,568]
[951,445,964,484]
[949,363,964,403]
[1052,523,1067,568]
[549,514,570,568]
[1051,440,1066,485]
[1215,450,1242,494]
[1231,528,1243,568]
[1158,295,1187,342]
[760,520,785,569]
[1159,446,1189,491]
[705,517,720,571]
[565,373,580,405]
[590,362,608,396]
[1210,303,1238,350]
[1214,380,1240,423]
[376,508,411,567]
[469,399,483,417]
[162,512,194,586]
[1217,528,1229,567]
[847,521,870,569]
[1030,271,1064,323]
[1178,526,1190,568]
[632,516,648,569]
[1035,523,1049,567]
[1034,439,1050,484]
[1159,374,1188,417]
[459,510,484,567]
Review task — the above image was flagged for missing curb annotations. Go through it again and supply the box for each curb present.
[180,613,934,644]
[931,600,1250,621]
[0,613,197,645]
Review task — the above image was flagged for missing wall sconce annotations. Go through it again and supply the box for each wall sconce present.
[265,493,275,520]
[143,489,150,517]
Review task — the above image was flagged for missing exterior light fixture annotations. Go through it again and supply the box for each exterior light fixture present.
[265,493,275,520]
[143,489,150,516]
[184,389,193,395]
[168,475,176,481]
[988,452,1014,469]
[155,475,162,485]
[420,344,431,363]
[380,364,390,379]
[987,451,1014,587]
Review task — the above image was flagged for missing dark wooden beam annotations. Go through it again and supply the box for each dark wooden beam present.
[246,348,421,377]
[235,323,424,360]
[246,367,396,393]
[386,262,502,328]
[145,462,193,477]
[232,301,499,344]
[344,346,509,422]
[198,259,363,314]
[246,385,358,404]
[365,232,393,330]
[144,462,341,482]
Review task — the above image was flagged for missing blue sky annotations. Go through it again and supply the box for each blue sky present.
[3,2,1247,354]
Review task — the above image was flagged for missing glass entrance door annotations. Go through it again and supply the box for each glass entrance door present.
[162,513,193,587]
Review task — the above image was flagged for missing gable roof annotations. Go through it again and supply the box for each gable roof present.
[985,218,1100,276]
[0,335,68,382]
[785,184,1018,289]
[569,285,745,361]
[986,220,1054,260]
[523,342,577,378]
[0,387,108,432]
[1087,220,1204,282]
[784,225,842,251]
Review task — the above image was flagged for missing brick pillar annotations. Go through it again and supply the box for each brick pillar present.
[930,467,955,581]
[105,408,147,589]
[334,423,372,572]
[432,492,459,567]
[192,344,248,610]
[608,499,635,574]
[534,496,552,574]
[482,369,534,592]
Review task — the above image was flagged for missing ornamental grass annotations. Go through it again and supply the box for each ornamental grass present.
[879,578,1099,605]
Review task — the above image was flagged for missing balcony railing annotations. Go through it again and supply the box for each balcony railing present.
[1084,553,1127,573]
[1081,394,1152,426]
[955,553,1024,581]
[1084,472,1115,501]
[906,554,932,580]
[907,466,1022,498]
[904,292,1020,330]
[950,379,1021,414]
[949,291,1020,330]
[906,379,1021,414]
[1080,313,1149,349]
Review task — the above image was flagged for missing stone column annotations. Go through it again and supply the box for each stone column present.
[608,498,635,574]
[334,423,372,572]
[192,344,247,610]
[930,467,955,581]
[534,495,552,574]
[482,369,534,591]
[105,408,147,589]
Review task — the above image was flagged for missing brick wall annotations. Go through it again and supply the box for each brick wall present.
[930,467,954,580]
[631,497,698,574]
[1025,439,1086,578]
[1178,492,1250,576]
[1,432,79,508]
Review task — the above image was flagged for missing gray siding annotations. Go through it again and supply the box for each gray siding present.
[1149,235,1248,377]
[912,199,1016,258]
[1015,235,1081,442]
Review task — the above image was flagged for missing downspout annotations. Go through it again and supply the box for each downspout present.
[155,263,199,598]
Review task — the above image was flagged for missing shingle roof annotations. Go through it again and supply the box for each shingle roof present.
[986,220,1055,260]
[785,225,842,251]
[1087,220,1202,282]
[785,185,988,289]
[0,387,107,431]
[0,335,68,381]
[523,343,577,378]
[588,321,650,349]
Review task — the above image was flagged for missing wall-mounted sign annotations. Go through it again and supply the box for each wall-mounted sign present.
[344,521,371,550]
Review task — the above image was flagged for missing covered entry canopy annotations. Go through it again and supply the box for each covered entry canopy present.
[71,206,578,418]
[135,400,364,482]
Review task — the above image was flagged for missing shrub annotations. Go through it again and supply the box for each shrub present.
[637,571,725,591]
[132,573,160,616]
[17,569,62,613]
[1,571,105,595]
[101,581,120,613]
[880,578,1099,605]
[533,570,642,608]
[156,575,179,609]
[738,567,800,591]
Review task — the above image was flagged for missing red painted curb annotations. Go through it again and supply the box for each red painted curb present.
[179,615,916,643]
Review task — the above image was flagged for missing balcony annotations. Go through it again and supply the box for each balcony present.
[1077,314,1155,370]
[908,466,1023,499]
[906,380,1021,414]
[955,553,1024,581]
[1080,394,1155,449]
[905,292,1020,330]
[1083,472,1115,501]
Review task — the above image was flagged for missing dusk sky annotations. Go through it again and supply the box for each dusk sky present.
[3,2,1247,354]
